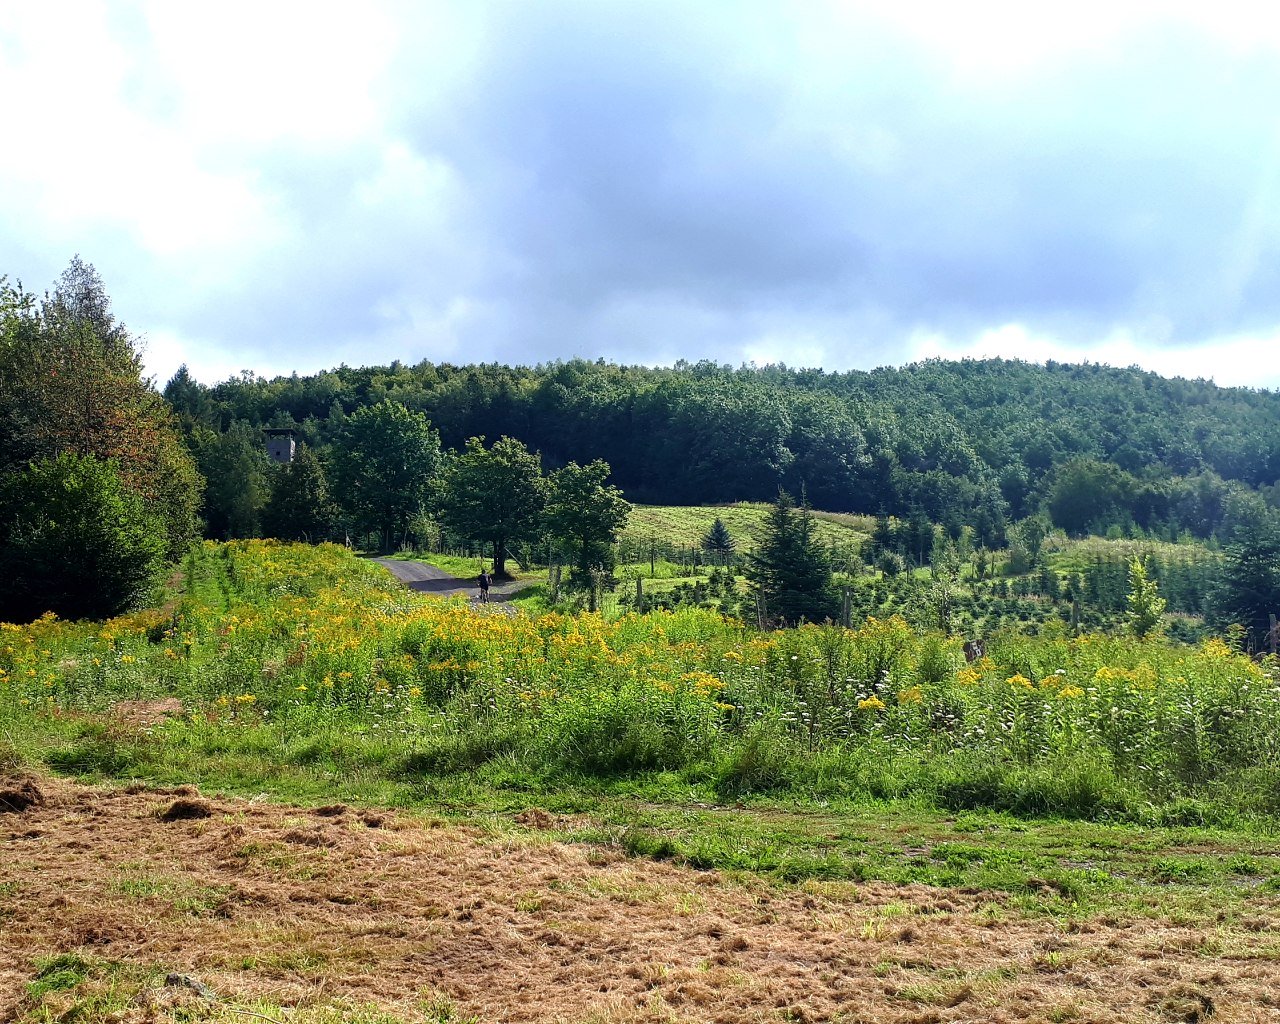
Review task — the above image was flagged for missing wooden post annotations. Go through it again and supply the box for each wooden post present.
[550,564,561,604]
[636,576,643,608]
[841,586,851,628]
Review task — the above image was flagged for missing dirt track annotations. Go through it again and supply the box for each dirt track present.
[4,775,1280,1023]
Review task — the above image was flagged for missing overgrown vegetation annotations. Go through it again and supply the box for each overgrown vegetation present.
[5,542,1279,830]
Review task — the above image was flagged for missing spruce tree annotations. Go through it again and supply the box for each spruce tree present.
[700,517,736,565]
[1209,493,1280,647]
[748,490,834,625]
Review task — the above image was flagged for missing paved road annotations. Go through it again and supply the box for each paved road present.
[373,558,526,601]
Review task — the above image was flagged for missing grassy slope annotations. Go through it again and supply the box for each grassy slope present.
[623,502,874,552]
[1,541,1276,927]
[1044,534,1221,575]
[12,539,1278,961]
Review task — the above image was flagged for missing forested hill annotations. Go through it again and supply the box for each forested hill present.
[165,357,1280,541]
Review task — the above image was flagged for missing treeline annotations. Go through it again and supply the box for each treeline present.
[166,356,1280,544]
[229,400,630,582]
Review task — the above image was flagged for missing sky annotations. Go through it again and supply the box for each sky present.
[3,0,1280,389]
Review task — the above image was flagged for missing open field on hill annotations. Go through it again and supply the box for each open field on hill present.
[1044,535,1222,574]
[622,503,875,553]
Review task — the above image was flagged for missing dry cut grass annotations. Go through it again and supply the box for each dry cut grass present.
[4,774,1280,1024]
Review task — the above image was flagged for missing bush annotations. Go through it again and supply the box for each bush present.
[916,632,960,683]
[878,550,907,578]
[0,453,165,622]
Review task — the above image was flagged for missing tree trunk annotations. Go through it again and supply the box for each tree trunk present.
[493,537,507,577]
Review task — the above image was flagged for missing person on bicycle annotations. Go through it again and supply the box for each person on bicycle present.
[478,567,491,603]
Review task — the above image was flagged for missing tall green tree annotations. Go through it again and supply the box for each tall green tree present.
[1,260,200,585]
[439,436,545,577]
[747,490,834,625]
[544,460,630,580]
[1047,458,1136,537]
[1126,555,1167,639]
[163,364,220,431]
[329,400,443,550]
[191,421,271,539]
[261,444,335,542]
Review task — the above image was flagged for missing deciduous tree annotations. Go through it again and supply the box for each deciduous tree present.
[0,453,165,621]
[1126,555,1167,639]
[1,259,201,564]
[329,400,443,550]
[439,436,545,577]
[544,460,630,581]
[262,444,335,542]
[191,421,271,539]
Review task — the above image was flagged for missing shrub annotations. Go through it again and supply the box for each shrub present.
[0,453,165,622]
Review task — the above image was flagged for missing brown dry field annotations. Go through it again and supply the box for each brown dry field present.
[3,774,1280,1024]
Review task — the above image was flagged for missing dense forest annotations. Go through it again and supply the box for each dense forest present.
[165,356,1280,544]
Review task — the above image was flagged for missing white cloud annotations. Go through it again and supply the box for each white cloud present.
[139,1,396,149]
[0,4,285,261]
[909,322,1279,389]
[841,0,1280,79]
[5,1,1280,396]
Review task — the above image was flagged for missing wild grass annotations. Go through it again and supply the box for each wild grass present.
[1044,534,1221,574]
[4,540,1280,908]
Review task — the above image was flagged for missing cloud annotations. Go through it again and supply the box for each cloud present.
[3,1,1279,390]
[909,322,1277,390]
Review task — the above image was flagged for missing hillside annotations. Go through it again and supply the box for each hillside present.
[622,502,875,553]
[167,357,1280,543]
